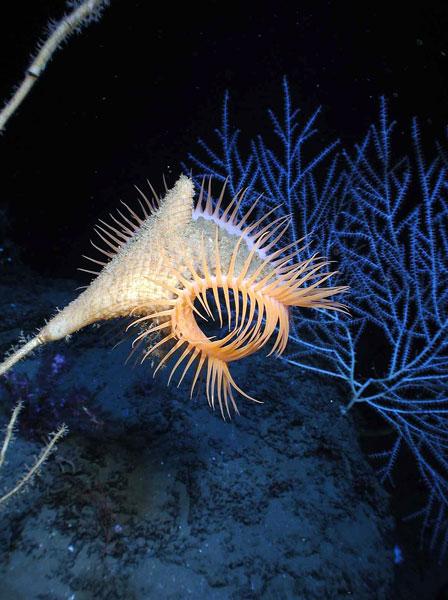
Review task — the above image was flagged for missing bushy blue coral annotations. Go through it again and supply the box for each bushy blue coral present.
[186,79,448,559]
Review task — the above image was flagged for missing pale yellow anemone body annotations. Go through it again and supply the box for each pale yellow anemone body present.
[1,175,347,418]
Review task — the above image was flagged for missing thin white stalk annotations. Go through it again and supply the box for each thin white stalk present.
[0,0,109,132]
[0,416,68,507]
[0,402,23,470]
[0,336,44,377]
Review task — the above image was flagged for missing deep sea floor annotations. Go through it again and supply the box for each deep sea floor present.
[0,265,446,599]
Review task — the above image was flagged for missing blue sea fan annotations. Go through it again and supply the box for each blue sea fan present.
[335,100,448,558]
[186,80,448,559]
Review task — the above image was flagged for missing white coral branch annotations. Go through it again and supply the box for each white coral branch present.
[0,0,110,132]
[0,403,67,507]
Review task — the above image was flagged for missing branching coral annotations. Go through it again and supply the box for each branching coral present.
[187,80,448,558]
[335,101,448,558]
[0,402,67,507]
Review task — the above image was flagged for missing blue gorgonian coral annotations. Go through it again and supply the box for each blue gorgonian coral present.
[186,78,448,559]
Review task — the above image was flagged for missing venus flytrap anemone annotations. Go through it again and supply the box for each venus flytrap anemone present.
[0,175,348,418]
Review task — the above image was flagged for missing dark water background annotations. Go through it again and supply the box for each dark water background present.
[0,0,447,276]
[0,1,447,598]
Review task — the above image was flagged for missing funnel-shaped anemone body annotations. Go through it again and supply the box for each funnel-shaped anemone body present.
[0,175,348,418]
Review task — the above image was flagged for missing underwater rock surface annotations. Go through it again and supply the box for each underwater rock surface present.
[0,267,394,599]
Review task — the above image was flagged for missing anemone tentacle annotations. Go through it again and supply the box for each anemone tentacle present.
[128,179,348,417]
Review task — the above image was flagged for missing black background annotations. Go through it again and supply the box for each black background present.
[0,0,447,277]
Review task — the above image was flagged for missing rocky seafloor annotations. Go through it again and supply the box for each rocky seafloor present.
[0,264,444,600]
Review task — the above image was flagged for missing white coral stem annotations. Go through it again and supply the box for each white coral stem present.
[0,336,44,378]
[0,0,109,132]
[0,402,67,507]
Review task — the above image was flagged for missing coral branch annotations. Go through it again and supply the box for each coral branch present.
[187,82,448,558]
[0,0,110,133]
[0,403,67,506]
